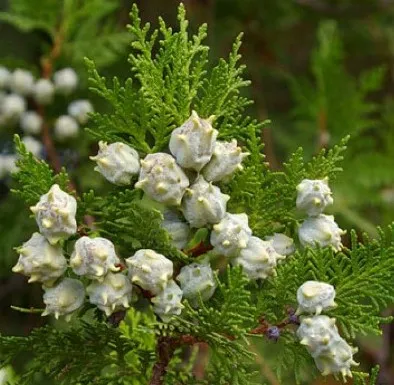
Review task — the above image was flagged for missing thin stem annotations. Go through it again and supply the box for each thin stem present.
[39,24,65,176]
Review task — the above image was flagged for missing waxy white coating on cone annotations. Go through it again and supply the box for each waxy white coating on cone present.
[30,184,77,245]
[126,249,173,295]
[12,232,67,286]
[87,272,133,316]
[91,141,140,185]
[70,236,120,280]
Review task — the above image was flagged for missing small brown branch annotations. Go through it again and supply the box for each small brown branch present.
[149,335,199,385]
[148,311,296,385]
[38,24,65,177]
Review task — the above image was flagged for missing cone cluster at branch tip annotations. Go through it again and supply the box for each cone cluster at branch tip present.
[296,281,358,379]
[90,110,292,287]
[296,178,344,251]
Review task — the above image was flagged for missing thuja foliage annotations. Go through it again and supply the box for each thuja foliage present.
[1,4,393,385]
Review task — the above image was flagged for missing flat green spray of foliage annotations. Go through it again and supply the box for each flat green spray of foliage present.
[1,4,394,385]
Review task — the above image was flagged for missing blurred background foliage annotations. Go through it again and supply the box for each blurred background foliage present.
[0,0,393,384]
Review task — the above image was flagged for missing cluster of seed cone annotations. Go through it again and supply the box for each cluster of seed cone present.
[90,111,295,283]
[296,178,345,251]
[296,281,358,379]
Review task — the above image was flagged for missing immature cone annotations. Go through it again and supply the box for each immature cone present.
[299,214,345,251]
[90,141,140,185]
[297,315,340,355]
[12,232,67,286]
[176,262,216,307]
[265,233,295,256]
[53,68,78,95]
[210,212,252,257]
[126,249,173,295]
[181,176,229,228]
[162,209,190,250]
[70,236,120,280]
[135,153,189,206]
[54,115,79,140]
[296,281,337,315]
[0,66,10,88]
[231,236,285,280]
[9,69,34,96]
[0,154,17,179]
[151,280,184,322]
[314,337,358,379]
[169,110,218,171]
[22,136,43,158]
[1,94,26,120]
[296,178,333,216]
[30,184,77,244]
[20,111,43,134]
[87,272,133,316]
[202,139,249,182]
[42,278,85,321]
[33,78,55,105]
[68,99,94,124]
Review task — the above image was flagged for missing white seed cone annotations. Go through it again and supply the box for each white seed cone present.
[90,141,140,185]
[176,262,216,307]
[296,178,333,216]
[210,212,252,257]
[42,278,85,320]
[181,176,229,228]
[12,232,67,286]
[87,272,133,316]
[299,214,345,252]
[151,280,184,322]
[70,236,120,280]
[231,236,282,280]
[30,184,77,244]
[296,281,337,315]
[169,110,218,171]
[202,139,249,182]
[126,249,173,295]
[135,152,189,206]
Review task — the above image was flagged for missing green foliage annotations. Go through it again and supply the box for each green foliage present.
[225,134,348,237]
[0,0,61,36]
[86,3,258,154]
[62,0,130,69]
[176,267,256,341]
[2,3,394,385]
[0,0,129,70]
[81,188,189,264]
[11,135,71,206]
[258,225,394,336]
[287,19,392,233]
[290,20,384,147]
[173,266,256,380]
[0,309,156,385]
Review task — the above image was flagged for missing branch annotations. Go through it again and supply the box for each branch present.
[39,24,65,176]
[149,335,198,385]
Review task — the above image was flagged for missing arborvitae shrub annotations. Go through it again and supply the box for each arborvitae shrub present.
[0,3,393,385]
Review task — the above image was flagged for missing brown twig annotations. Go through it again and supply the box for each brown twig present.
[149,335,199,385]
[148,312,296,385]
[39,24,65,176]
